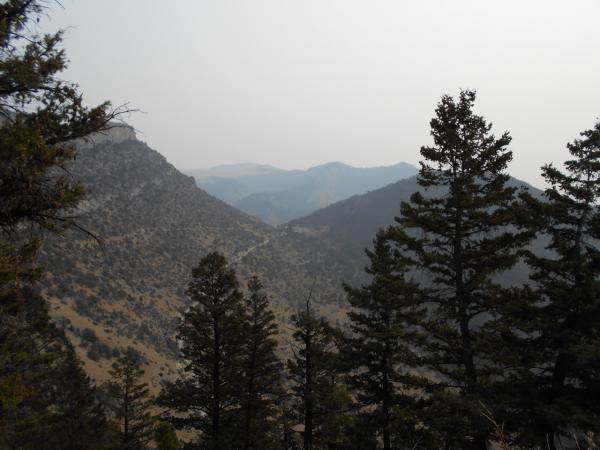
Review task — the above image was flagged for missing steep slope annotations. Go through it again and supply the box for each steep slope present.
[40,129,347,390]
[287,175,545,281]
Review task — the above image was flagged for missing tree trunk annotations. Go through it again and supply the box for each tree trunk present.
[212,317,221,450]
[304,327,313,450]
[382,341,391,450]
[244,342,257,450]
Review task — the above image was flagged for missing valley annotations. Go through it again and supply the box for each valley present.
[40,126,353,390]
[187,161,418,225]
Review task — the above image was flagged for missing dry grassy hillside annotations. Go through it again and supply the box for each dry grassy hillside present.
[40,130,349,391]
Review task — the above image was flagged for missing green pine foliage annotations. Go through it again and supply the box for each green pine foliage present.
[505,120,600,449]
[43,344,117,450]
[287,299,350,450]
[239,276,284,450]
[107,351,155,450]
[2,4,600,446]
[344,230,426,450]
[386,90,533,449]
[0,292,117,450]
[0,1,117,240]
[158,252,248,450]
[0,3,119,448]
[154,421,181,450]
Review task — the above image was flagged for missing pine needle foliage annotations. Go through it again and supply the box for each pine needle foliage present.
[507,120,600,449]
[239,276,284,450]
[159,252,248,450]
[108,351,154,450]
[387,90,532,449]
[344,230,426,450]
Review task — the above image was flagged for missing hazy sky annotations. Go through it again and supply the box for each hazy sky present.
[43,0,599,187]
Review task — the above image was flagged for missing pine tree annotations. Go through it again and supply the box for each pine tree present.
[45,344,118,450]
[239,276,283,450]
[344,230,425,450]
[158,252,247,450]
[387,90,532,449]
[287,299,348,450]
[108,350,154,450]
[0,3,119,446]
[275,400,303,450]
[0,291,117,450]
[154,421,181,450]
[509,120,600,448]
[0,1,118,241]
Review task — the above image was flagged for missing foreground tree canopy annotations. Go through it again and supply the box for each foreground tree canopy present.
[0,2,121,449]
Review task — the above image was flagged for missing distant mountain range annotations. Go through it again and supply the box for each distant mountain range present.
[185,162,418,225]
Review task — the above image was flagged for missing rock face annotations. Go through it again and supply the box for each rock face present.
[77,123,138,148]
[41,135,347,390]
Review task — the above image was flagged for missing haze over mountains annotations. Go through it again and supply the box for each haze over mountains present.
[39,124,548,390]
[186,161,418,225]
[40,126,349,389]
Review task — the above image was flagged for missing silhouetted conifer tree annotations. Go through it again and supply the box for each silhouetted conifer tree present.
[387,90,532,449]
[506,120,600,449]
[0,291,117,449]
[344,230,426,450]
[239,276,283,450]
[158,252,247,450]
[287,298,349,450]
[108,350,154,450]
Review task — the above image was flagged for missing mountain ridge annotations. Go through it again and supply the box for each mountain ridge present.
[40,135,348,391]
[187,161,418,225]
[286,174,546,284]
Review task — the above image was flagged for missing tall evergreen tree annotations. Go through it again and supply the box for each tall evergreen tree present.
[239,276,283,450]
[108,351,154,450]
[508,120,600,448]
[0,2,119,446]
[158,252,247,450]
[344,230,425,450]
[387,90,531,449]
[287,299,348,450]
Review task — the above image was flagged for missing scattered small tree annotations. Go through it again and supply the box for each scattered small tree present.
[108,350,154,450]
